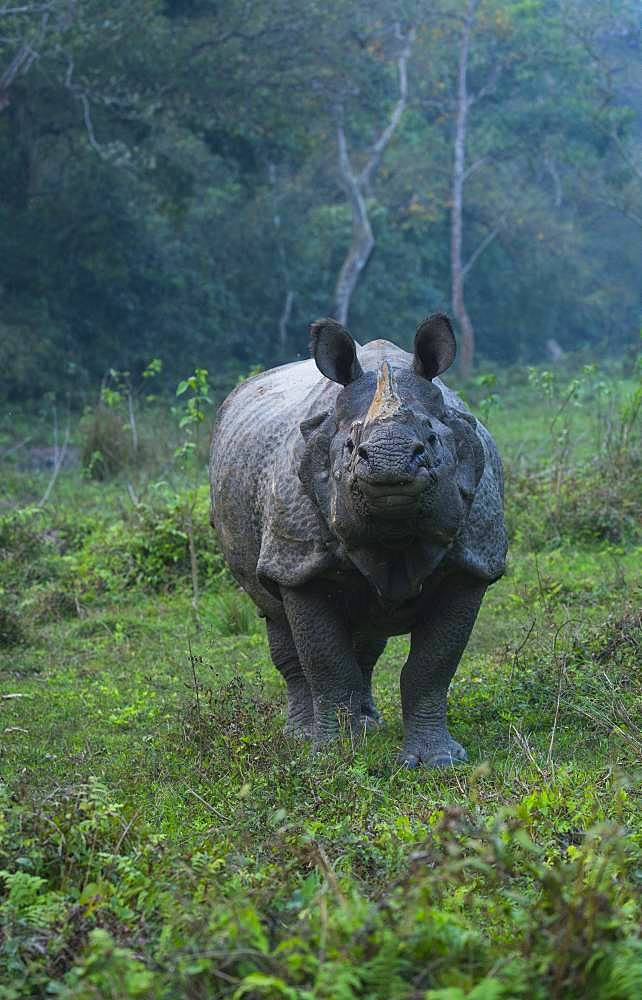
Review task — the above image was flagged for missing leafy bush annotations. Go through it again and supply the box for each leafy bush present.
[70,485,228,597]
[1,777,641,999]
[0,606,24,647]
[20,585,79,625]
[0,485,230,612]
[0,506,48,570]
[79,405,134,481]
[209,590,262,636]
[506,458,641,551]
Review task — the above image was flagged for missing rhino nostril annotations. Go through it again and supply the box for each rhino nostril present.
[357,445,369,461]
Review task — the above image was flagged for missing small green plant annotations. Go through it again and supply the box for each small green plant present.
[472,372,502,427]
[80,360,163,480]
[209,589,261,636]
[0,606,24,647]
[171,368,213,625]
[20,585,78,625]
[80,403,133,481]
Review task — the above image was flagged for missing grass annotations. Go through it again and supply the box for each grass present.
[0,357,640,998]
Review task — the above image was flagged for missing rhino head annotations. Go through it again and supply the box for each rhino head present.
[299,314,485,563]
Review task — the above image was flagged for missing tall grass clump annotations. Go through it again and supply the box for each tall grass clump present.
[79,404,133,481]
[504,353,641,551]
[79,360,166,480]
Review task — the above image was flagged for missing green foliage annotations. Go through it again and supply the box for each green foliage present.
[0,506,73,594]
[80,362,165,480]
[0,1,640,402]
[70,486,226,597]
[80,404,134,481]
[0,365,640,997]
[52,928,155,999]
[502,358,642,550]
[0,607,24,648]
[0,772,640,998]
[174,367,212,459]
[20,585,79,625]
[209,590,262,637]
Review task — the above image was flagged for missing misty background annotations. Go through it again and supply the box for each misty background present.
[1,0,641,402]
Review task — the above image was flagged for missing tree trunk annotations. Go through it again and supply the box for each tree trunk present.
[333,121,375,326]
[450,1,478,379]
[268,161,295,356]
[333,25,414,327]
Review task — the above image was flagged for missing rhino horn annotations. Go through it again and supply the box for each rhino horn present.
[364,361,403,425]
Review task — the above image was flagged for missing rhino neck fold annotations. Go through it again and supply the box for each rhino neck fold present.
[346,541,448,607]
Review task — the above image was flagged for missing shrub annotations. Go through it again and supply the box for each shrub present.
[0,606,24,647]
[21,585,79,625]
[79,405,133,481]
[70,485,228,597]
[505,457,641,551]
[0,508,80,613]
[209,590,262,636]
[0,506,46,566]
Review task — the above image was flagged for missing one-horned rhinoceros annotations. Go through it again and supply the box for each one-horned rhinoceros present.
[209,314,507,767]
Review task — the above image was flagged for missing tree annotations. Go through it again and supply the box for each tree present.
[333,22,414,326]
[0,0,640,401]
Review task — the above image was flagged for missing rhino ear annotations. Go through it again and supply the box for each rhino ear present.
[310,318,363,386]
[414,313,457,379]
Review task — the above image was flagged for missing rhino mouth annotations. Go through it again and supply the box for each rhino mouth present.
[357,477,429,519]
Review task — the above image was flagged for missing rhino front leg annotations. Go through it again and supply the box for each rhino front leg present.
[354,637,386,727]
[267,619,314,738]
[281,583,364,747]
[400,574,486,768]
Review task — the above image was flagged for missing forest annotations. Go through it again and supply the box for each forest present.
[0,2,641,998]
[1,0,641,399]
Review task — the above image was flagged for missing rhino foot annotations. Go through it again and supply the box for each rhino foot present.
[361,695,384,728]
[283,719,313,739]
[283,684,314,740]
[361,713,383,732]
[398,734,468,769]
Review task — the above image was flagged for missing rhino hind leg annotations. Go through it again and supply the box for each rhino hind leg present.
[354,638,386,727]
[267,619,314,738]
[399,575,486,769]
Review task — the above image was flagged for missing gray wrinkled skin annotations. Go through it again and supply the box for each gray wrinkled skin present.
[210,316,507,767]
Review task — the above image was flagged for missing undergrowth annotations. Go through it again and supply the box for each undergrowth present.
[0,357,640,998]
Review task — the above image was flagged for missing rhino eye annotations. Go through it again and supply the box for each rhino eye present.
[427,433,437,446]
[345,438,355,453]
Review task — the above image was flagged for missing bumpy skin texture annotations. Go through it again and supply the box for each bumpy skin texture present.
[210,316,507,767]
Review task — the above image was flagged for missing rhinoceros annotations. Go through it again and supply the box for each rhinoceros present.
[210,314,507,767]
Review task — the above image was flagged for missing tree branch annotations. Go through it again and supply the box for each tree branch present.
[358,24,415,191]
[268,161,295,355]
[469,59,502,105]
[333,111,375,325]
[462,155,488,183]
[610,128,642,183]
[63,50,104,156]
[450,0,479,376]
[544,155,563,208]
[333,24,415,325]
[462,219,504,281]
[0,3,52,109]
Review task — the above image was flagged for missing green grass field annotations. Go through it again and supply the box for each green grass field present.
[0,359,640,998]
